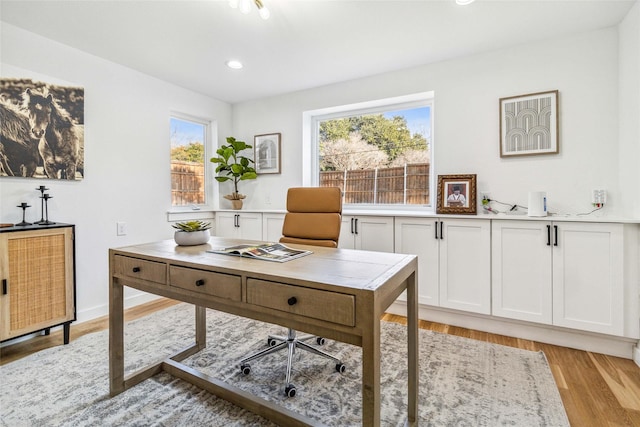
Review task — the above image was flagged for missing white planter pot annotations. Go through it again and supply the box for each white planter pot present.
[174,230,210,246]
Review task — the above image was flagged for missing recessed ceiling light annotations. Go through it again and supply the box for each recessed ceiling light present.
[456,0,476,5]
[226,60,243,70]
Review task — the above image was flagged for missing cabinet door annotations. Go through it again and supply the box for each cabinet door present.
[355,216,394,252]
[395,217,439,306]
[262,213,285,242]
[552,222,624,335]
[215,212,262,240]
[492,220,552,324]
[439,219,491,314]
[0,227,75,340]
[339,216,394,251]
[338,216,356,249]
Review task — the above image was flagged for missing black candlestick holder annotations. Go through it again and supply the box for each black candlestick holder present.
[40,194,55,225]
[16,202,32,226]
[35,185,49,225]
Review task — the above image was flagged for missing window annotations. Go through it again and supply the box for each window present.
[170,115,210,207]
[304,92,433,208]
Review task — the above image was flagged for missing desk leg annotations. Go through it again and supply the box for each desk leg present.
[407,271,419,426]
[109,277,124,396]
[362,308,381,426]
[195,305,206,349]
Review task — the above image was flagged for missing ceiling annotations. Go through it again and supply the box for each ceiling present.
[0,0,635,104]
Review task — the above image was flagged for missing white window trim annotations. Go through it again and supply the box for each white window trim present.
[167,112,217,214]
[302,92,435,212]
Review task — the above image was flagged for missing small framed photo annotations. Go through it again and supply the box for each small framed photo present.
[500,90,559,157]
[254,133,281,174]
[436,174,477,215]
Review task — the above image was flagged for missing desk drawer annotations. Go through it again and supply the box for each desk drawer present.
[247,279,355,326]
[170,266,241,302]
[114,255,166,284]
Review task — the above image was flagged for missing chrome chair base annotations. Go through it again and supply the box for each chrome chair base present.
[239,328,345,397]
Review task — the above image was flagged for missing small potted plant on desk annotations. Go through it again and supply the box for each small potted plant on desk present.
[172,220,211,246]
[210,136,257,210]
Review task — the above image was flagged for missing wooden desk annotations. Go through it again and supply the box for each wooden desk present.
[109,238,418,426]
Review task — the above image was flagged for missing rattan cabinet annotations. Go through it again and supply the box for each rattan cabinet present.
[0,224,76,344]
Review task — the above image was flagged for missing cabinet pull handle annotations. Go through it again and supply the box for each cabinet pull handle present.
[554,225,558,246]
[287,296,297,306]
[195,279,205,287]
[435,221,439,239]
[350,218,354,234]
[354,218,358,235]
[132,267,141,273]
[2,279,6,295]
[440,221,444,240]
[546,225,551,246]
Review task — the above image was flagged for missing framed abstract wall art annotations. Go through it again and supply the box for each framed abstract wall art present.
[500,90,558,158]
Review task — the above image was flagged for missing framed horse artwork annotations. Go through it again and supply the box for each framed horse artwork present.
[0,78,84,180]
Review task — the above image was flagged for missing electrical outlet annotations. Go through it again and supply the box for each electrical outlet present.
[117,221,128,236]
[592,189,606,206]
[480,191,491,201]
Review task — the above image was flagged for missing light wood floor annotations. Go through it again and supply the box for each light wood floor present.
[2,298,640,426]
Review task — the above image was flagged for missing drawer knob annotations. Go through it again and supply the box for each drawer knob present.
[132,267,141,273]
[195,279,205,287]
[287,296,297,306]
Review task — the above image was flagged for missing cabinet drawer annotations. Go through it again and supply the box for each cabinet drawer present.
[113,255,167,284]
[170,266,241,302]
[247,278,355,326]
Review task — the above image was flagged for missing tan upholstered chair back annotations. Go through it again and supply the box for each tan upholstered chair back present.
[279,187,342,248]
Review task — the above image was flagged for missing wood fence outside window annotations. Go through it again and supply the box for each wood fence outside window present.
[172,162,430,206]
[171,161,205,205]
[320,163,429,205]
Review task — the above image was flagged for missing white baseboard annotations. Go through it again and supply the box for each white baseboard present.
[387,301,638,360]
[76,292,163,323]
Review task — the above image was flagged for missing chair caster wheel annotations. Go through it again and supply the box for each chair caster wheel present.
[240,364,251,375]
[316,337,326,345]
[285,384,297,398]
[336,363,346,373]
[267,338,277,347]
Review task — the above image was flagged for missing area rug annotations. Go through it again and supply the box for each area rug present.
[0,303,569,426]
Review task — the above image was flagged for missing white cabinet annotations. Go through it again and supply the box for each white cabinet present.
[438,219,491,314]
[492,221,552,324]
[492,220,625,336]
[262,213,285,242]
[394,217,491,314]
[215,212,262,240]
[339,215,394,252]
[394,217,439,306]
[553,222,623,335]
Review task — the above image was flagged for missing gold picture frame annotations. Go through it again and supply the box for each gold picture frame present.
[500,90,559,157]
[436,174,477,215]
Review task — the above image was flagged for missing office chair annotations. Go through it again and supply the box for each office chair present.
[239,186,346,398]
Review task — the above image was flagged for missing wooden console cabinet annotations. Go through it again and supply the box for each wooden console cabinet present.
[0,224,76,344]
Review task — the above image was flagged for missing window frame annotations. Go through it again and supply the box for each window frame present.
[302,91,435,212]
[168,112,216,212]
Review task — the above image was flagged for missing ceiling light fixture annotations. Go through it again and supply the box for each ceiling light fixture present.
[229,0,270,20]
[226,60,243,70]
[455,0,476,5]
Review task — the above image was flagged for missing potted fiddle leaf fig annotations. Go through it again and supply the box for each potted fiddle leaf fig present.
[210,136,257,209]
[172,220,211,246]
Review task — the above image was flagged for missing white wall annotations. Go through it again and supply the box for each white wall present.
[232,27,636,219]
[619,1,640,218]
[0,23,232,321]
